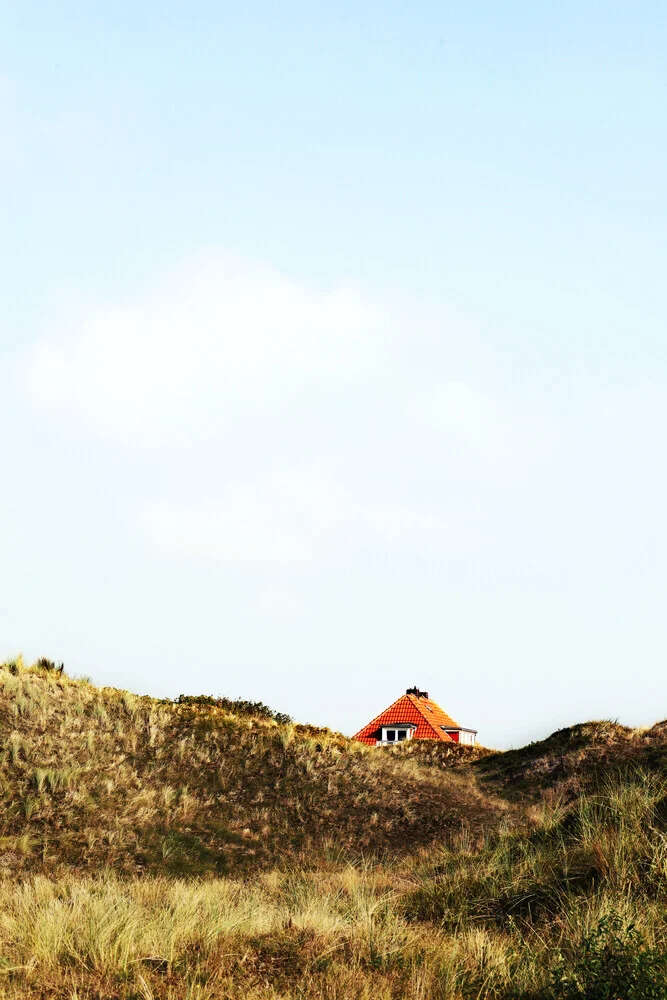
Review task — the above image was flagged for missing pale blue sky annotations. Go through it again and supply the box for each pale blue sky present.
[2,2,667,747]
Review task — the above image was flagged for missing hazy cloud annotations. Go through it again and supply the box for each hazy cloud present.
[416,381,552,463]
[23,256,387,444]
[258,588,303,618]
[22,255,552,573]
[140,466,454,567]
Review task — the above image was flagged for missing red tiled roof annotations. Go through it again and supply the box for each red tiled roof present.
[353,692,463,745]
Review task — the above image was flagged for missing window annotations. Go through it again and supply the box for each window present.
[379,725,414,745]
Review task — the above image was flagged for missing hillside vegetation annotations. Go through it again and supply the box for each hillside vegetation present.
[0,658,512,877]
[474,717,667,799]
[1,657,666,1000]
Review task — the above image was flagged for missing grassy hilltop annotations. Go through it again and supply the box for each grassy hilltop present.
[1,657,667,999]
[0,657,508,877]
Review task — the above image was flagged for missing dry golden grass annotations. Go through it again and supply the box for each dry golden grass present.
[0,807,666,1000]
[0,866,531,998]
[1,658,667,998]
[0,659,517,878]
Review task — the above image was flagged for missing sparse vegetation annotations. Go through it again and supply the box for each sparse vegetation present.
[175,692,293,725]
[0,656,665,997]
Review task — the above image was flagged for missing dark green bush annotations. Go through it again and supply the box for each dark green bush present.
[549,916,667,1000]
[175,693,291,725]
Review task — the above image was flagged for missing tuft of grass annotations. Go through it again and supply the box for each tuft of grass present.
[32,767,77,795]
[121,690,139,718]
[1,654,26,675]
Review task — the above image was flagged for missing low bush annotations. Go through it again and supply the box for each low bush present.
[175,692,292,724]
[548,916,667,1000]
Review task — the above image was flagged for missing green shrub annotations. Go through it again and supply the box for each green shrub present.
[175,692,292,724]
[549,916,667,1000]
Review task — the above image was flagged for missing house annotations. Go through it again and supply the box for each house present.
[353,686,477,746]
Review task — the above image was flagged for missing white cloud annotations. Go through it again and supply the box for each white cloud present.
[21,255,554,578]
[21,254,549,472]
[140,466,454,567]
[23,256,388,444]
[142,491,311,566]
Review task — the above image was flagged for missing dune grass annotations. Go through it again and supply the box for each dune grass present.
[0,658,515,878]
[1,658,667,997]
[0,773,664,998]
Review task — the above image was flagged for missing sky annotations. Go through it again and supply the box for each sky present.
[2,2,667,749]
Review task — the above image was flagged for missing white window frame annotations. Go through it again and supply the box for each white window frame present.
[378,725,415,746]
